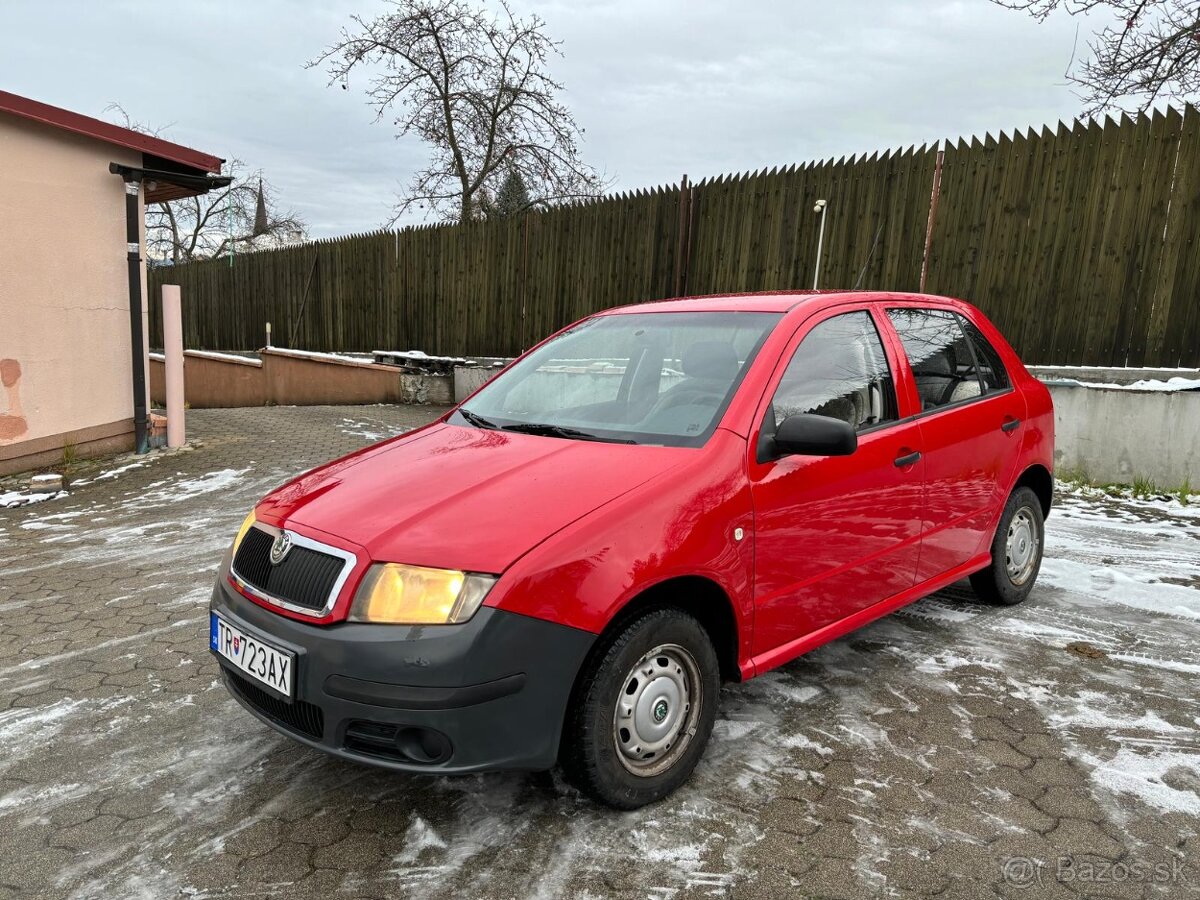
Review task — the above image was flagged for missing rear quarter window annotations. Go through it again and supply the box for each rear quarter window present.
[957,316,1010,392]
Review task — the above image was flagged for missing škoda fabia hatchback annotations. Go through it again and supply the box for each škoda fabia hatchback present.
[211,291,1053,808]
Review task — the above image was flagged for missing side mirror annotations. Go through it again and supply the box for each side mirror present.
[771,413,857,458]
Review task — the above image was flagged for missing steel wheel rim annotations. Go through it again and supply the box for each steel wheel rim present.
[612,643,702,777]
[1006,507,1040,586]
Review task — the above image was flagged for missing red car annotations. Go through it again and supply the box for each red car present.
[210,291,1053,808]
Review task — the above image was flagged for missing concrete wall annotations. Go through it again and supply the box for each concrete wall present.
[0,114,144,476]
[1047,383,1200,487]
[453,366,504,403]
[148,348,452,409]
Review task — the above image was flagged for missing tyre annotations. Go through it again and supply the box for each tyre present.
[561,608,720,809]
[970,486,1045,606]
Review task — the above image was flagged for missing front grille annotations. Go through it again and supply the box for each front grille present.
[225,669,324,740]
[233,527,344,612]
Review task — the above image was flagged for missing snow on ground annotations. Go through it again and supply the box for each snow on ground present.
[0,489,67,508]
[0,405,1197,899]
[337,417,414,442]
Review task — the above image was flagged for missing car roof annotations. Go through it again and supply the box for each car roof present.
[598,290,968,315]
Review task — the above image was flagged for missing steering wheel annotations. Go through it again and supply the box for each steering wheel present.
[640,384,723,423]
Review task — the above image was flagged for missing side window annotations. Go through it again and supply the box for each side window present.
[771,311,898,432]
[887,308,982,411]
[957,315,1010,392]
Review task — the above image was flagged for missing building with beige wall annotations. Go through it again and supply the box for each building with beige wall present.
[0,91,224,476]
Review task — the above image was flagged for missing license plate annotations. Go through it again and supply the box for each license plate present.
[211,613,294,699]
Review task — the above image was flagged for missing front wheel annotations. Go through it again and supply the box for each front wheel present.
[970,486,1045,606]
[561,608,720,809]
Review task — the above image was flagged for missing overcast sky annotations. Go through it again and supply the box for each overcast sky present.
[3,1,1100,238]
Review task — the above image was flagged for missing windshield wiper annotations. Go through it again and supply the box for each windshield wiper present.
[499,422,635,444]
[457,408,498,430]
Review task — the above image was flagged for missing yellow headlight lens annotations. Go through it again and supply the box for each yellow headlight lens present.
[232,510,257,553]
[349,564,496,625]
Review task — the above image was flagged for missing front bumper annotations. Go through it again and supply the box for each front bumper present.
[210,577,595,774]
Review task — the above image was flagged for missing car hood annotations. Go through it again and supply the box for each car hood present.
[256,423,686,573]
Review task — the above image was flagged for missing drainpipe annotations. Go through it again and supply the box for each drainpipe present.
[111,165,149,454]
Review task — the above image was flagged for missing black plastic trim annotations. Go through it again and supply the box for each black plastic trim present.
[210,576,596,774]
[324,672,527,710]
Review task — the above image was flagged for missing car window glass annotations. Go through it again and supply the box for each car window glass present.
[461,311,779,446]
[957,315,1010,392]
[887,308,983,410]
[770,311,898,432]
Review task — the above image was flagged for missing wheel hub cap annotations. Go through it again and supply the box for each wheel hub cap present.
[613,643,702,777]
[1005,508,1040,585]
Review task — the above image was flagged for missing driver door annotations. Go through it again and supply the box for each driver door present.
[749,307,925,659]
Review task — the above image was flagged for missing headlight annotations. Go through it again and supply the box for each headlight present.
[348,563,496,625]
[232,510,257,553]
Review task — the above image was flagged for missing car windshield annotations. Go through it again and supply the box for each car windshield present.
[454,311,780,446]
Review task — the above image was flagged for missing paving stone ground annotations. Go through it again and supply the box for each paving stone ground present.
[1,405,1198,900]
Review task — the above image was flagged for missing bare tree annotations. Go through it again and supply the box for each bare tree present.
[993,0,1200,113]
[145,161,306,263]
[310,0,606,224]
[106,104,306,263]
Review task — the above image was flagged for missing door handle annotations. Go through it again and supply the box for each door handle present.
[894,450,921,468]
[1001,417,1021,433]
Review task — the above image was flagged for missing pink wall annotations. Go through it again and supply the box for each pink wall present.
[0,113,146,475]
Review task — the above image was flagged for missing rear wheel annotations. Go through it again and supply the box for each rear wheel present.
[561,608,720,809]
[970,486,1044,606]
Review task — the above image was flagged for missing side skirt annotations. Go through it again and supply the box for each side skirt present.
[742,551,992,679]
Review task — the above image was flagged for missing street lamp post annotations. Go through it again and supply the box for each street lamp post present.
[812,198,828,290]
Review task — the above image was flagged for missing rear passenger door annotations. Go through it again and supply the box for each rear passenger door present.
[884,307,1025,582]
[749,308,925,659]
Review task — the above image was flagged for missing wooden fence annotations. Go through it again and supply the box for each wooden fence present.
[150,104,1200,366]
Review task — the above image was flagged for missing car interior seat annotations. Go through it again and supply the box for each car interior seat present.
[913,350,954,409]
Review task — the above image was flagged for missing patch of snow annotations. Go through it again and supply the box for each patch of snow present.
[266,347,372,366]
[1,489,66,508]
[186,349,262,366]
[139,468,249,504]
[782,732,835,756]
[0,782,93,819]
[338,418,410,442]
[1109,654,1200,675]
[74,461,147,485]
[0,698,89,758]
[374,349,472,363]
[1081,747,1200,816]
[394,817,448,865]
[1046,375,1200,392]
[1125,376,1200,391]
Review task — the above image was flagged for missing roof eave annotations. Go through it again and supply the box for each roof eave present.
[0,90,224,174]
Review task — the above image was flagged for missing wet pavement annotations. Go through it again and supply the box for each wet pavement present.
[1,405,1198,899]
